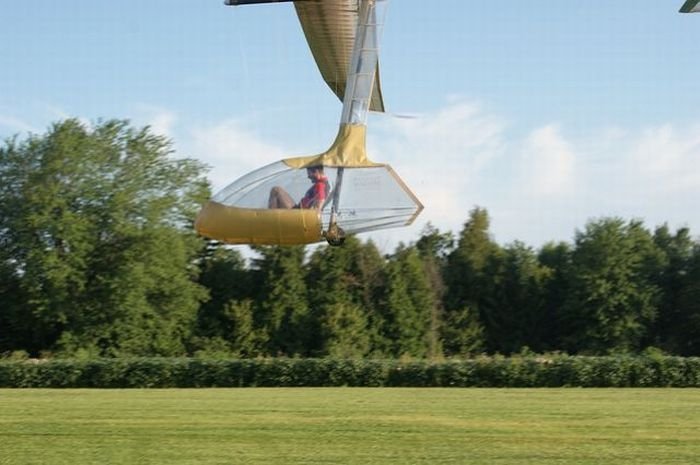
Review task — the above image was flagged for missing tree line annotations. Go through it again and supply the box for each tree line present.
[1,119,699,358]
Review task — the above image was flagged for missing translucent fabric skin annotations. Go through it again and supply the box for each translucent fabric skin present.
[294,0,385,112]
[212,161,304,209]
[198,1,424,245]
[211,162,421,235]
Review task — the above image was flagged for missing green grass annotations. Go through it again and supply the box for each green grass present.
[1,389,699,465]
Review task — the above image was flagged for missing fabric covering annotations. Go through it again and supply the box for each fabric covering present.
[294,0,384,112]
[282,124,383,168]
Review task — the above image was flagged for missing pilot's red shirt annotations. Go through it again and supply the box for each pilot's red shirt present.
[299,176,329,209]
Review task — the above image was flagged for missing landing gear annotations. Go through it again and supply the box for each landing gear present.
[324,222,346,246]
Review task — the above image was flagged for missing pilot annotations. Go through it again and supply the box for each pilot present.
[268,165,330,210]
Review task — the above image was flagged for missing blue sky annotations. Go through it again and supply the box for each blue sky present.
[2,1,699,252]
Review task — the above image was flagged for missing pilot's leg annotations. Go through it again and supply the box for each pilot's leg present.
[268,186,296,209]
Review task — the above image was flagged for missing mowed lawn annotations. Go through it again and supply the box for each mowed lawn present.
[1,388,699,465]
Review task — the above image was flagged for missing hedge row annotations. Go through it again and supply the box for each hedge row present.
[1,356,699,388]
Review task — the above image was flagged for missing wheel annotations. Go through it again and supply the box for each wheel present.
[324,223,346,246]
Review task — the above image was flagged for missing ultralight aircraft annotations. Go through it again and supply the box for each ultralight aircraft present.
[195,0,423,246]
[195,0,698,246]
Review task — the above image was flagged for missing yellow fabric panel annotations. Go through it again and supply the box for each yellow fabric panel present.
[194,201,323,245]
[294,0,384,112]
[283,124,385,168]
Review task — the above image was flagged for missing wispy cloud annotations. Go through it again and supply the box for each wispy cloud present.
[373,100,506,224]
[0,114,39,135]
[10,98,695,253]
[0,104,95,139]
[43,104,93,130]
[517,124,576,197]
[627,123,700,194]
[368,99,700,249]
[130,104,177,139]
[187,119,286,191]
[169,99,698,251]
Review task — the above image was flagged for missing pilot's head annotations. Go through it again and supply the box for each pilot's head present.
[306,165,324,181]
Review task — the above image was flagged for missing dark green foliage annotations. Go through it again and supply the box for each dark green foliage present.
[2,355,699,388]
[305,236,386,357]
[252,245,309,356]
[651,226,699,355]
[443,208,503,353]
[444,207,501,314]
[415,224,454,358]
[676,245,700,355]
[441,306,486,356]
[194,243,251,340]
[319,302,371,358]
[0,119,209,357]
[2,119,700,360]
[380,245,435,358]
[561,218,663,354]
[537,241,573,351]
[486,241,552,354]
[192,244,265,356]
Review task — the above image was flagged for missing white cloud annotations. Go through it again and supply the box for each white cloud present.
[354,101,506,251]
[11,98,690,253]
[0,114,39,135]
[130,104,177,138]
[42,104,94,131]
[518,124,576,196]
[147,111,177,139]
[627,123,700,194]
[367,100,700,250]
[372,100,506,230]
[187,119,286,191]
[0,106,90,137]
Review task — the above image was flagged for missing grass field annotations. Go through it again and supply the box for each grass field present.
[1,389,699,465]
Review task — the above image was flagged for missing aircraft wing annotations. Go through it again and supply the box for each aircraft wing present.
[680,0,700,12]
[294,0,385,112]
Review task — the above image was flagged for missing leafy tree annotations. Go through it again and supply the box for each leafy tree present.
[487,241,552,354]
[4,122,699,361]
[416,223,455,263]
[444,208,499,310]
[0,255,28,352]
[650,225,695,354]
[416,224,454,358]
[0,119,209,356]
[252,245,309,356]
[561,218,663,354]
[194,243,252,343]
[319,302,371,358]
[189,298,264,358]
[352,240,389,354]
[305,236,386,356]
[537,241,573,350]
[306,241,356,310]
[380,245,434,358]
[443,207,501,353]
[223,299,263,357]
[441,306,485,357]
[675,242,700,355]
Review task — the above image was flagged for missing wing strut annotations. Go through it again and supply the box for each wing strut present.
[324,0,387,245]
